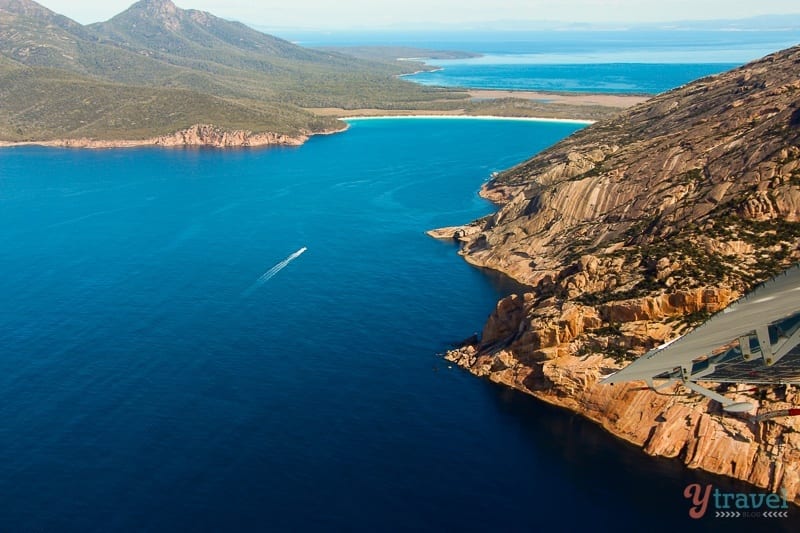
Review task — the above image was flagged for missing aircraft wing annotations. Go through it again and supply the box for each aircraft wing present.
[602,263,800,386]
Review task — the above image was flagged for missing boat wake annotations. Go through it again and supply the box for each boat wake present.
[243,247,307,296]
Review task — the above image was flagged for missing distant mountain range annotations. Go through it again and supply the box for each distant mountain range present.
[0,0,465,142]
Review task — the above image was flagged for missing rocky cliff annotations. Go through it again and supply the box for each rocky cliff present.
[0,123,334,148]
[151,124,309,147]
[434,45,800,501]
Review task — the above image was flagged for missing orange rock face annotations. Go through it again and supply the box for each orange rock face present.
[152,124,307,148]
[0,124,314,149]
[438,45,800,504]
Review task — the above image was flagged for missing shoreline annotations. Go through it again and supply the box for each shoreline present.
[0,115,594,149]
[398,67,445,77]
[0,124,348,150]
[1,85,638,149]
[307,87,646,122]
[467,89,650,107]
[341,114,595,124]
[0,137,306,150]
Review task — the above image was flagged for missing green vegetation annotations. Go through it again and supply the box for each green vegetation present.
[671,167,704,185]
[576,197,800,305]
[592,323,623,336]
[695,197,800,283]
[576,277,661,305]
[464,98,622,121]
[0,0,470,140]
[570,161,606,181]
[577,340,636,363]
[0,67,341,140]
[677,309,713,328]
[316,46,479,64]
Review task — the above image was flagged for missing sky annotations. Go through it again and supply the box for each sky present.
[35,0,800,29]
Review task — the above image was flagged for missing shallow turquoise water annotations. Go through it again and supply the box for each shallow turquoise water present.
[0,119,779,531]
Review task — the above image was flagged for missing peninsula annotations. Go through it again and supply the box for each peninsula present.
[0,0,637,147]
[432,44,800,502]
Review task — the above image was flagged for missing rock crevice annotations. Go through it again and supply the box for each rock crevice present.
[435,45,800,502]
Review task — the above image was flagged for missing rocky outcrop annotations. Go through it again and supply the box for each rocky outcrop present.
[447,341,800,500]
[426,222,483,242]
[435,45,800,502]
[447,46,800,289]
[0,123,342,149]
[446,286,800,502]
[152,124,307,147]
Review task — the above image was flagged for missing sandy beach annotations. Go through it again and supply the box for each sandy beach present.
[340,115,594,124]
[467,89,649,107]
[306,88,649,120]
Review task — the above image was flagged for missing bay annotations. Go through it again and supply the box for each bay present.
[0,119,780,531]
[404,62,739,94]
[293,29,800,94]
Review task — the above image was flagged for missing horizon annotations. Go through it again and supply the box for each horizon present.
[27,0,800,31]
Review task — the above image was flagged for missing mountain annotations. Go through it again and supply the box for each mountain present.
[86,0,449,107]
[0,0,186,83]
[91,0,343,66]
[0,67,338,142]
[0,0,464,142]
[0,0,85,35]
[435,45,800,501]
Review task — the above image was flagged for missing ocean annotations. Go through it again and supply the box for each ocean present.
[0,118,782,531]
[404,63,740,94]
[292,29,800,93]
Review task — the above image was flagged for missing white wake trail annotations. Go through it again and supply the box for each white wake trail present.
[243,247,307,296]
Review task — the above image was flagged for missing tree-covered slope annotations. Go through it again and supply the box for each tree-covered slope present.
[0,0,467,141]
[0,66,340,141]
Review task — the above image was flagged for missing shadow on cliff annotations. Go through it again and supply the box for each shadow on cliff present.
[478,381,796,532]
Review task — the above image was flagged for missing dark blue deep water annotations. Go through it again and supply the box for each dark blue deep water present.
[0,119,788,531]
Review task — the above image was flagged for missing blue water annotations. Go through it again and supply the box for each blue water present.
[292,29,799,94]
[400,31,799,93]
[0,119,787,531]
[406,63,739,94]
[290,29,800,56]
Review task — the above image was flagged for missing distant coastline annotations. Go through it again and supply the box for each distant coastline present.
[342,115,595,124]
[0,115,595,150]
[307,87,647,124]
[397,67,444,77]
[0,123,347,150]
[0,87,636,149]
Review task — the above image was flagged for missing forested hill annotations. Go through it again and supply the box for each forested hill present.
[0,0,466,141]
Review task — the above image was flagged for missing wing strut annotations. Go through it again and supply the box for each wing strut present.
[680,380,754,413]
[755,408,800,423]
